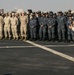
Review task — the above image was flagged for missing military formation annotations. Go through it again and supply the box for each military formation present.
[0,9,74,42]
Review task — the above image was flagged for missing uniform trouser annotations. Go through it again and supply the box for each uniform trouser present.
[68,28,74,41]
[58,26,65,40]
[30,27,36,39]
[4,25,11,38]
[27,24,30,39]
[0,25,3,39]
[20,25,27,39]
[17,25,20,37]
[11,25,18,39]
[67,28,71,40]
[71,31,74,41]
[39,26,47,39]
[48,27,55,40]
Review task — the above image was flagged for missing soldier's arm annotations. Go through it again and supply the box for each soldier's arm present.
[10,18,12,25]
[26,16,28,24]
[16,18,18,25]
[3,18,5,25]
[52,19,56,26]
[34,20,37,27]
[9,17,11,24]
[19,17,21,25]
[2,17,4,25]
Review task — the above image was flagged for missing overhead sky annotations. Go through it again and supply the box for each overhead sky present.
[0,0,74,12]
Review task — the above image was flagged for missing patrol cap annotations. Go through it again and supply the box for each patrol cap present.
[58,11,63,15]
[58,11,62,13]
[46,12,49,14]
[44,11,47,14]
[38,11,41,14]
[49,11,53,16]
[42,12,45,15]
[36,11,40,14]
[64,11,67,14]
[37,11,41,15]
[68,9,71,13]
[27,9,32,13]
[49,11,53,13]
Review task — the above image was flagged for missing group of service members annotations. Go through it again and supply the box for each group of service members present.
[0,9,74,42]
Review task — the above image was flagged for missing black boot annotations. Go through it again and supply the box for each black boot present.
[58,39,62,42]
[39,38,42,41]
[33,38,36,41]
[52,38,55,42]
[43,38,45,41]
[67,39,71,42]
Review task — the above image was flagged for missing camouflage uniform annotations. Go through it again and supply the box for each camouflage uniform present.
[57,14,65,41]
[0,15,4,39]
[67,18,72,41]
[10,13,18,39]
[29,14,37,40]
[20,13,28,40]
[39,15,47,40]
[47,17,55,41]
[4,15,11,39]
